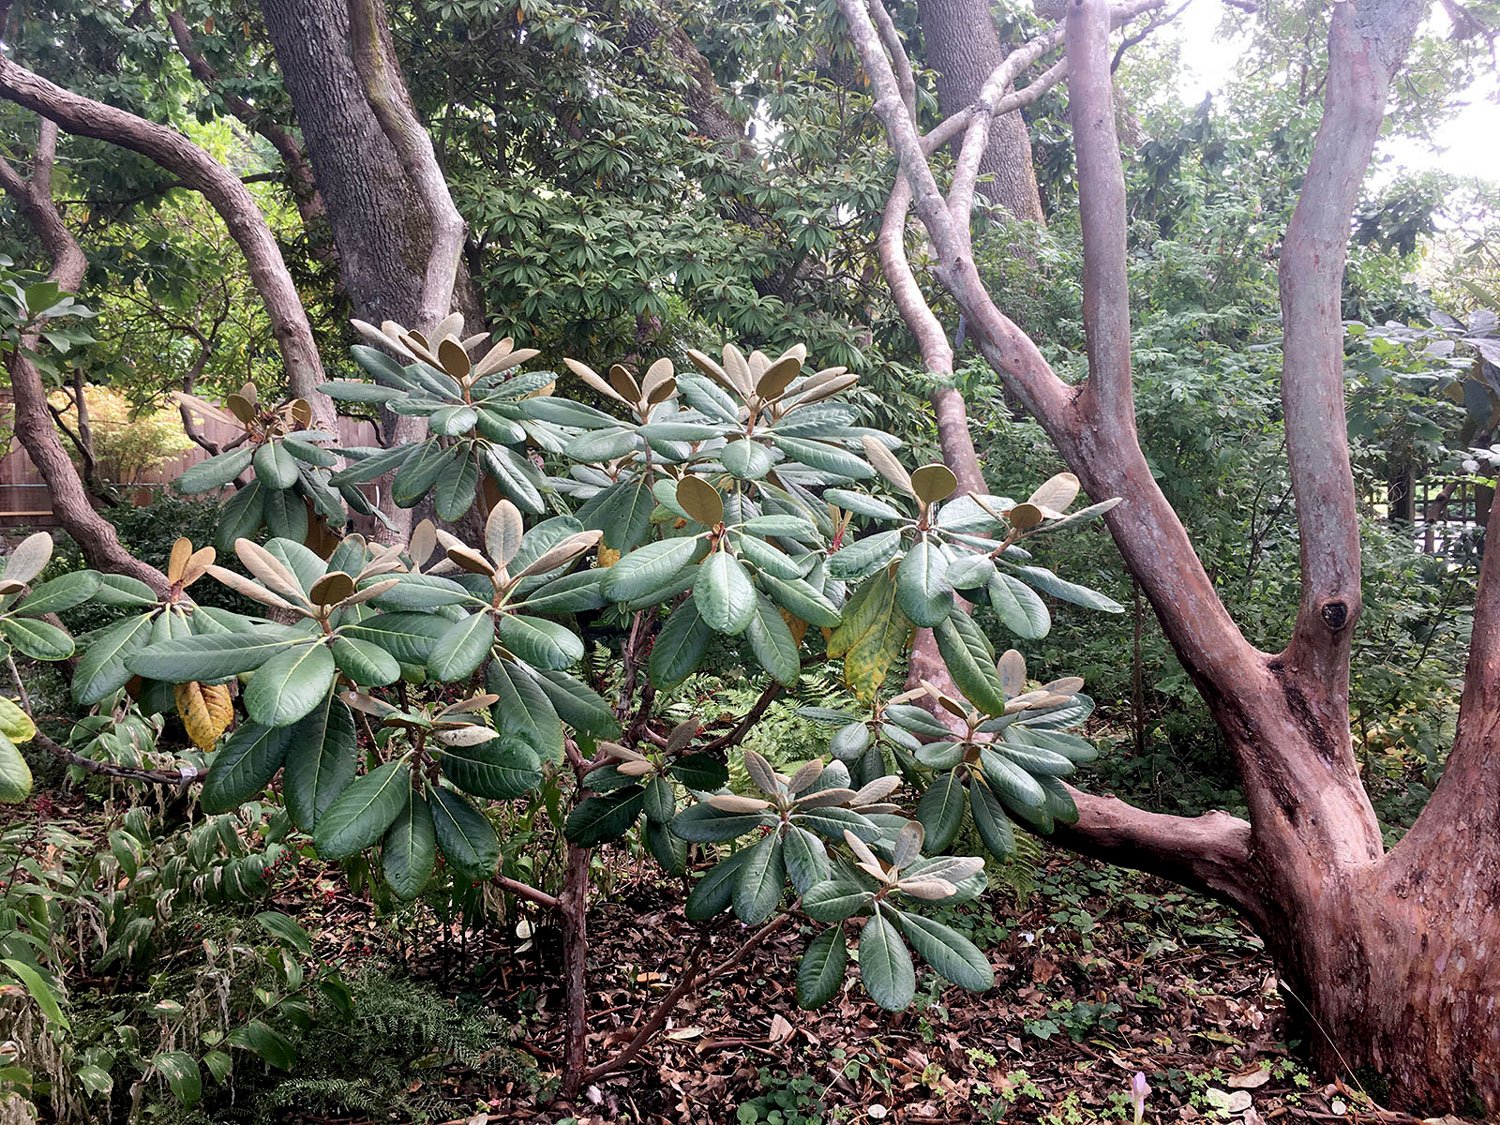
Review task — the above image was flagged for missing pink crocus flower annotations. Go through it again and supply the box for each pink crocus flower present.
[1130,1071,1151,1125]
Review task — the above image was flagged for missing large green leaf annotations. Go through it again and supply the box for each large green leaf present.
[91,573,159,609]
[393,442,458,507]
[200,723,293,813]
[314,759,411,859]
[802,878,875,923]
[648,596,711,687]
[383,791,437,900]
[693,550,755,636]
[0,617,73,661]
[0,734,32,803]
[435,448,481,520]
[895,537,953,627]
[721,438,776,479]
[214,479,265,550]
[979,748,1049,828]
[796,927,848,1008]
[968,777,1016,859]
[342,612,451,663]
[330,637,401,687]
[244,642,337,728]
[1010,565,1125,613]
[253,441,300,489]
[429,787,500,881]
[428,611,496,681]
[744,593,800,686]
[282,695,357,831]
[528,668,619,739]
[669,802,766,843]
[16,570,101,615]
[579,476,656,551]
[441,736,542,799]
[932,608,1007,714]
[859,911,916,1011]
[914,770,966,853]
[893,910,994,992]
[487,659,564,762]
[73,613,154,705]
[604,536,702,602]
[782,824,830,894]
[564,786,646,845]
[732,834,785,924]
[3,957,67,1027]
[496,613,582,670]
[987,572,1050,640]
[263,485,309,542]
[758,573,841,628]
[826,529,901,581]
[482,444,545,512]
[128,627,308,681]
[680,847,752,919]
[176,447,252,494]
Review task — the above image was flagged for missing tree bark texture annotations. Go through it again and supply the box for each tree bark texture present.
[259,0,436,328]
[917,0,1046,223]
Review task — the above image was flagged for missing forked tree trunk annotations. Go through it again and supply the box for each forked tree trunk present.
[840,0,1500,1110]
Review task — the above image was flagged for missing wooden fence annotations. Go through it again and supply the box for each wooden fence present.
[0,391,379,528]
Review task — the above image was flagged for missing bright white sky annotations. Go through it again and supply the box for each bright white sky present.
[1166,1,1500,184]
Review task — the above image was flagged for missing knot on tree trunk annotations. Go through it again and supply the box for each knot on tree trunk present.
[1319,600,1349,631]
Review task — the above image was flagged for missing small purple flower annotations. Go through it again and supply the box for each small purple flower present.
[1130,1071,1151,1125]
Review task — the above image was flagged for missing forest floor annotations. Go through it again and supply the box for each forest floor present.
[283,850,1459,1125]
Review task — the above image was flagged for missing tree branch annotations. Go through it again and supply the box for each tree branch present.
[1278,0,1421,682]
[0,122,169,592]
[1053,791,1266,928]
[0,56,334,426]
[33,728,205,785]
[167,9,324,221]
[1068,0,1136,440]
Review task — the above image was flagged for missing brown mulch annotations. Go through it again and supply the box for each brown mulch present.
[292,851,1449,1125]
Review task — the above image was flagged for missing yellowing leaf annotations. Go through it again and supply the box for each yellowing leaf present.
[0,696,36,744]
[781,608,808,648]
[176,682,234,751]
[828,571,912,702]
